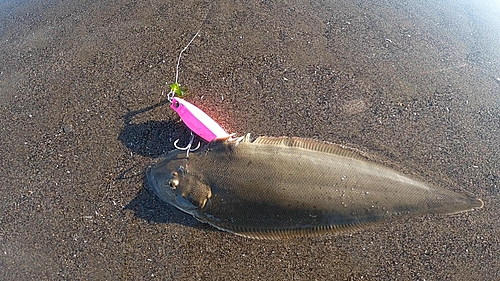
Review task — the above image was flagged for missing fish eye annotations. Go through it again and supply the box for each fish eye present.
[168,179,179,190]
[173,101,180,108]
[168,171,180,190]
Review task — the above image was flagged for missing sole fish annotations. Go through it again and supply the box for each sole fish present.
[147,134,483,239]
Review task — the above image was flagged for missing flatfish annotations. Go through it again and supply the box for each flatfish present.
[147,134,483,239]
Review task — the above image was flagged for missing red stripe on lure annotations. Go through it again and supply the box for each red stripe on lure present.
[171,97,230,142]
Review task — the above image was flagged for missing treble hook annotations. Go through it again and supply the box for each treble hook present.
[173,132,201,158]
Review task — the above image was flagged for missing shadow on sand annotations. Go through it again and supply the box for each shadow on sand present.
[118,100,213,231]
[123,177,200,227]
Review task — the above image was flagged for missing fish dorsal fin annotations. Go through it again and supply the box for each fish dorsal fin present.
[252,136,369,161]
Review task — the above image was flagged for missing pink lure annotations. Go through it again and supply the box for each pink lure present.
[171,97,229,142]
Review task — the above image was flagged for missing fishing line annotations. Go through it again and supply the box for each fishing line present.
[164,1,231,155]
[168,1,213,102]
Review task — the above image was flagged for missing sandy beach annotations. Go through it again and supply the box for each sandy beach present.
[1,0,499,279]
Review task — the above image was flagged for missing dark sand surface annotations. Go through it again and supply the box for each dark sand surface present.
[1,0,499,279]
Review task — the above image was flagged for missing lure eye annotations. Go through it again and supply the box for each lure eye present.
[173,100,180,108]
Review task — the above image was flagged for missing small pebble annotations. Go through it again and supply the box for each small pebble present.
[62,124,73,133]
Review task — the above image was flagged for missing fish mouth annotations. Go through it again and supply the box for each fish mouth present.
[145,150,187,186]
[145,164,165,195]
[145,158,177,200]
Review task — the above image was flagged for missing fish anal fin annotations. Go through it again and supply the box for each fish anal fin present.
[206,220,379,240]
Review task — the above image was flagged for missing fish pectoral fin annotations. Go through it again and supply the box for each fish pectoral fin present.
[252,136,369,161]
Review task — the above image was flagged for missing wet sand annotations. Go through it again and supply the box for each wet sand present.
[1,0,499,280]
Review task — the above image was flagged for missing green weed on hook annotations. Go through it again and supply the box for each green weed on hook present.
[170,82,187,98]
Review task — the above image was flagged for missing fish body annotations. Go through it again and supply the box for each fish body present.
[147,134,483,239]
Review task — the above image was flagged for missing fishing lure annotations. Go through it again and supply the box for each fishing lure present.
[166,6,230,150]
[170,96,230,142]
[166,41,229,144]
